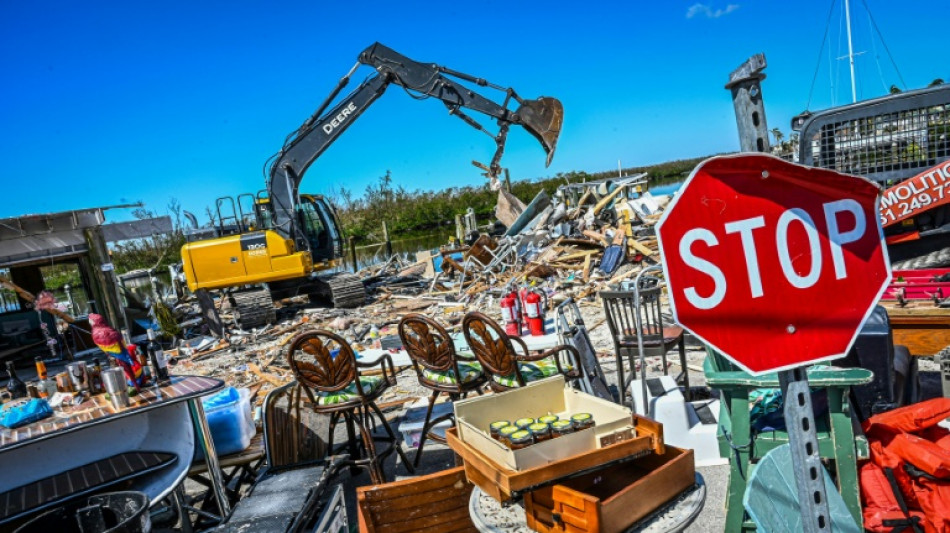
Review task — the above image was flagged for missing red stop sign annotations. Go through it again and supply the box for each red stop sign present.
[656,154,891,374]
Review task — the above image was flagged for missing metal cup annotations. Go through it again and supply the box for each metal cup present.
[55,372,74,393]
[66,362,89,392]
[102,367,130,409]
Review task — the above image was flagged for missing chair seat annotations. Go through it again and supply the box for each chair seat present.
[621,325,683,346]
[496,358,567,388]
[422,361,484,385]
[315,375,383,406]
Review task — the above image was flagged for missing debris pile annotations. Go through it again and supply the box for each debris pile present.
[164,174,680,402]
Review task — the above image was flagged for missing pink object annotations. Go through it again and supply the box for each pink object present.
[89,313,122,347]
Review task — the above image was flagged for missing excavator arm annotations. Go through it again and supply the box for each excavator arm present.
[268,42,563,246]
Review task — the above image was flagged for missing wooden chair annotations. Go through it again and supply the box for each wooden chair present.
[461,311,581,392]
[287,329,413,484]
[703,348,873,531]
[261,381,327,470]
[600,278,690,404]
[398,314,487,467]
[356,466,477,533]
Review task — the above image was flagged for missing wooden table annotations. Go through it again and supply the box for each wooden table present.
[0,375,228,524]
[883,303,950,356]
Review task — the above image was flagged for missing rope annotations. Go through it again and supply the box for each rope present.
[859,0,906,90]
[806,0,840,110]
[722,427,754,480]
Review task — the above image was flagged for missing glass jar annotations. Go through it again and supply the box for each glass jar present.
[570,413,595,431]
[514,417,535,430]
[528,422,552,442]
[489,420,511,440]
[498,425,520,446]
[538,414,559,425]
[551,419,574,438]
[509,430,534,450]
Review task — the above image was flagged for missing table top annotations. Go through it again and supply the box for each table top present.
[469,473,706,533]
[0,375,223,452]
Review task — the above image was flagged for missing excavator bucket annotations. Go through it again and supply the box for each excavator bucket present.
[516,97,563,167]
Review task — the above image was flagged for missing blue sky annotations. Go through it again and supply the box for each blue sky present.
[1,1,946,223]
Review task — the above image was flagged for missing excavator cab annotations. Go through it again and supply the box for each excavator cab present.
[296,194,344,263]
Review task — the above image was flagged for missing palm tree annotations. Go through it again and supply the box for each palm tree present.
[771,128,784,147]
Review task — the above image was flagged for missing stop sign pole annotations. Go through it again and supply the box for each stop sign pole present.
[657,154,890,532]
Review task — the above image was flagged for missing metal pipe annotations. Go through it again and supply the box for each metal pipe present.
[633,264,664,415]
[845,0,857,103]
[187,398,231,519]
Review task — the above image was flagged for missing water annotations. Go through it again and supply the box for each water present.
[351,229,455,271]
[650,181,684,196]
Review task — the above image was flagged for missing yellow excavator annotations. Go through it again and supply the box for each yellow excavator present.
[180,43,563,328]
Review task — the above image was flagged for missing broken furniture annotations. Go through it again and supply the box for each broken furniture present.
[703,349,872,531]
[183,432,265,528]
[397,313,487,467]
[600,274,690,405]
[554,297,613,401]
[208,386,350,532]
[356,465,477,533]
[286,329,413,484]
[461,311,580,392]
[0,376,227,527]
[212,459,348,533]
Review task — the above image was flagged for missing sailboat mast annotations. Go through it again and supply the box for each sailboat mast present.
[844,0,857,103]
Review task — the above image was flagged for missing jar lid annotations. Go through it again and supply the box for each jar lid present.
[571,413,593,422]
[510,430,532,443]
[528,423,550,433]
[538,415,559,424]
[499,425,519,436]
[515,417,535,427]
[490,420,511,430]
[552,420,573,430]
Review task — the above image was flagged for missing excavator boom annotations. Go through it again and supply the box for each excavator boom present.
[268,42,563,248]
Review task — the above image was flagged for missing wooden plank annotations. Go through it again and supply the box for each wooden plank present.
[886,307,950,356]
[628,238,655,257]
[582,255,592,283]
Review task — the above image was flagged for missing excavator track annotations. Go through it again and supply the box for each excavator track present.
[321,272,366,308]
[229,289,277,330]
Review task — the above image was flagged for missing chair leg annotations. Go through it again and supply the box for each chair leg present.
[351,410,385,484]
[615,346,626,404]
[343,411,362,476]
[368,401,416,475]
[678,337,691,401]
[414,390,439,468]
[724,392,752,532]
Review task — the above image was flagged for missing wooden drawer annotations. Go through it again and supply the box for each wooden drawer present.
[446,415,665,504]
[523,446,695,533]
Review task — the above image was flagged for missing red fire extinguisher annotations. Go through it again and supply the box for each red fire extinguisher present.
[524,290,545,336]
[500,292,521,336]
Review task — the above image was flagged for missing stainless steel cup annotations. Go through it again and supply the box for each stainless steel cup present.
[66,362,88,392]
[102,367,130,409]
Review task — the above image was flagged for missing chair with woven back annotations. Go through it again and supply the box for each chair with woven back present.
[461,311,581,392]
[398,313,487,467]
[286,329,413,484]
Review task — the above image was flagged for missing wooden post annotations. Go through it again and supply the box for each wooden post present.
[382,221,393,258]
[349,236,358,273]
[83,226,127,332]
[455,214,464,242]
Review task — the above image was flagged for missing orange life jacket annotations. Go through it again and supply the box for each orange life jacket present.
[861,398,950,533]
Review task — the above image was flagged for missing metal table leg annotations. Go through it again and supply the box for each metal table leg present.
[187,398,231,520]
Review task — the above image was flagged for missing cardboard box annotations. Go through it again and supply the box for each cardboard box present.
[453,376,637,471]
[524,446,695,533]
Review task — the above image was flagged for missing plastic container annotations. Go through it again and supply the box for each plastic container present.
[199,387,255,457]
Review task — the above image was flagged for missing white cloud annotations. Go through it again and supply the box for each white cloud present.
[686,3,740,19]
